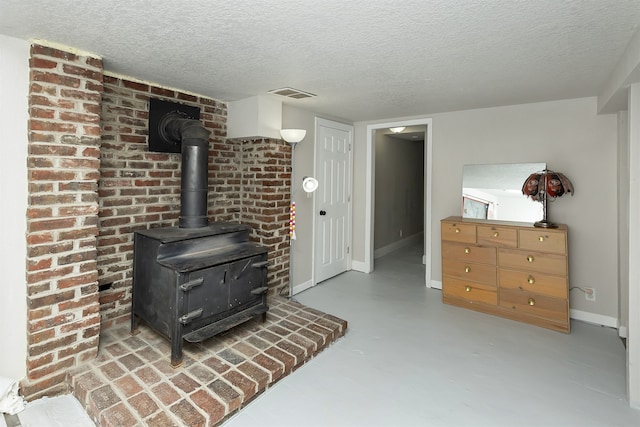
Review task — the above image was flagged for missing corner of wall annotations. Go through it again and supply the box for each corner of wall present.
[0,34,30,381]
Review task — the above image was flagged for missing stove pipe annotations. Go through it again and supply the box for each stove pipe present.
[159,112,211,228]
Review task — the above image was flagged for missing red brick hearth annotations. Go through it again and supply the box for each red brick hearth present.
[70,297,347,426]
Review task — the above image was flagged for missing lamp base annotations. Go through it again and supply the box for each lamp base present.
[534,220,558,228]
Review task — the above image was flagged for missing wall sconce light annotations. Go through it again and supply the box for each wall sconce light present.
[280,128,308,202]
[288,175,318,299]
[301,176,319,193]
[280,129,307,147]
[522,169,574,228]
[290,176,318,239]
[389,126,406,133]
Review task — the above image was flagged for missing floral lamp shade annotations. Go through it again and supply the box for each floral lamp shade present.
[522,169,574,228]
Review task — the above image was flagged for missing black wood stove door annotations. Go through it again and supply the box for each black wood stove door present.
[183,264,228,326]
[181,253,268,333]
[228,254,269,309]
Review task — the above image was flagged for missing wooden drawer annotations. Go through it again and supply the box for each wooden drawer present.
[498,248,567,276]
[519,229,566,255]
[440,216,569,334]
[477,224,518,248]
[443,258,496,285]
[441,241,496,264]
[441,221,476,243]
[443,277,497,305]
[499,288,568,323]
[499,268,568,299]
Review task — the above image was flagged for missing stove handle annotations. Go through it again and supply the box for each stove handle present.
[179,277,204,292]
[251,261,269,268]
[179,308,203,325]
[251,286,269,295]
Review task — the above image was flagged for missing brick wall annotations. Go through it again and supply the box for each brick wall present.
[240,138,292,296]
[97,76,239,327]
[24,44,103,399]
[22,43,292,400]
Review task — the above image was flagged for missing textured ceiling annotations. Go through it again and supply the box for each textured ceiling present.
[1,0,639,121]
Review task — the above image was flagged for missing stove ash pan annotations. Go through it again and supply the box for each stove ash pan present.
[131,222,269,367]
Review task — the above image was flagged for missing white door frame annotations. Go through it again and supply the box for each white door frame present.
[365,118,433,287]
[313,117,354,286]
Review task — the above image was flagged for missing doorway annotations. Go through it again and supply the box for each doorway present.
[365,118,434,287]
[373,126,425,258]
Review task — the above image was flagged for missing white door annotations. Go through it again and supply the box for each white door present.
[315,118,353,283]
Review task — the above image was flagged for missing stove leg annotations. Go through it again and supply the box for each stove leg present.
[131,314,140,335]
[170,341,183,368]
[170,321,184,368]
[261,312,267,323]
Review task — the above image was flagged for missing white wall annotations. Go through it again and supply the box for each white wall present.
[354,97,619,320]
[627,83,640,408]
[282,105,318,291]
[0,35,29,380]
[618,110,630,336]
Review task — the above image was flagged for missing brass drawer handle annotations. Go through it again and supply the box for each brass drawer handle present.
[465,286,472,292]
[493,231,499,238]
[464,247,470,254]
[528,298,536,306]
[455,228,461,233]
[527,275,535,284]
[527,255,535,263]
[538,236,545,242]
[464,266,471,273]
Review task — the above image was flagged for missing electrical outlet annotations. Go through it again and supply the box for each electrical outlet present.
[585,287,596,301]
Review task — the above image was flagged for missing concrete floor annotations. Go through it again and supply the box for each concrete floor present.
[223,240,640,427]
[6,240,640,426]
[1,394,94,427]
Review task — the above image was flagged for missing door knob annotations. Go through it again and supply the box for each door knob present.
[319,210,327,216]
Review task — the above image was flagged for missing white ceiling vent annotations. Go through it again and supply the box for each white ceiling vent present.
[268,87,316,99]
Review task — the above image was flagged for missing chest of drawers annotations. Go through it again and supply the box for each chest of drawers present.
[441,216,569,333]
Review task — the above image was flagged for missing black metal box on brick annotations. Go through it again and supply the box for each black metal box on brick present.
[132,222,269,367]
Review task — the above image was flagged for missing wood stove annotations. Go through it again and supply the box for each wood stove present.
[132,223,268,367]
[131,101,269,367]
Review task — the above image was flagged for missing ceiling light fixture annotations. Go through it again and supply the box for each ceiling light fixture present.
[389,126,406,133]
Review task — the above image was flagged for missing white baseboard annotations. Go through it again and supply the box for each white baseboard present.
[570,309,618,328]
[351,260,369,273]
[619,325,628,338]
[292,279,314,296]
[430,285,618,330]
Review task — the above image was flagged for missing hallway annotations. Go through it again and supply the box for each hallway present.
[224,242,640,426]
